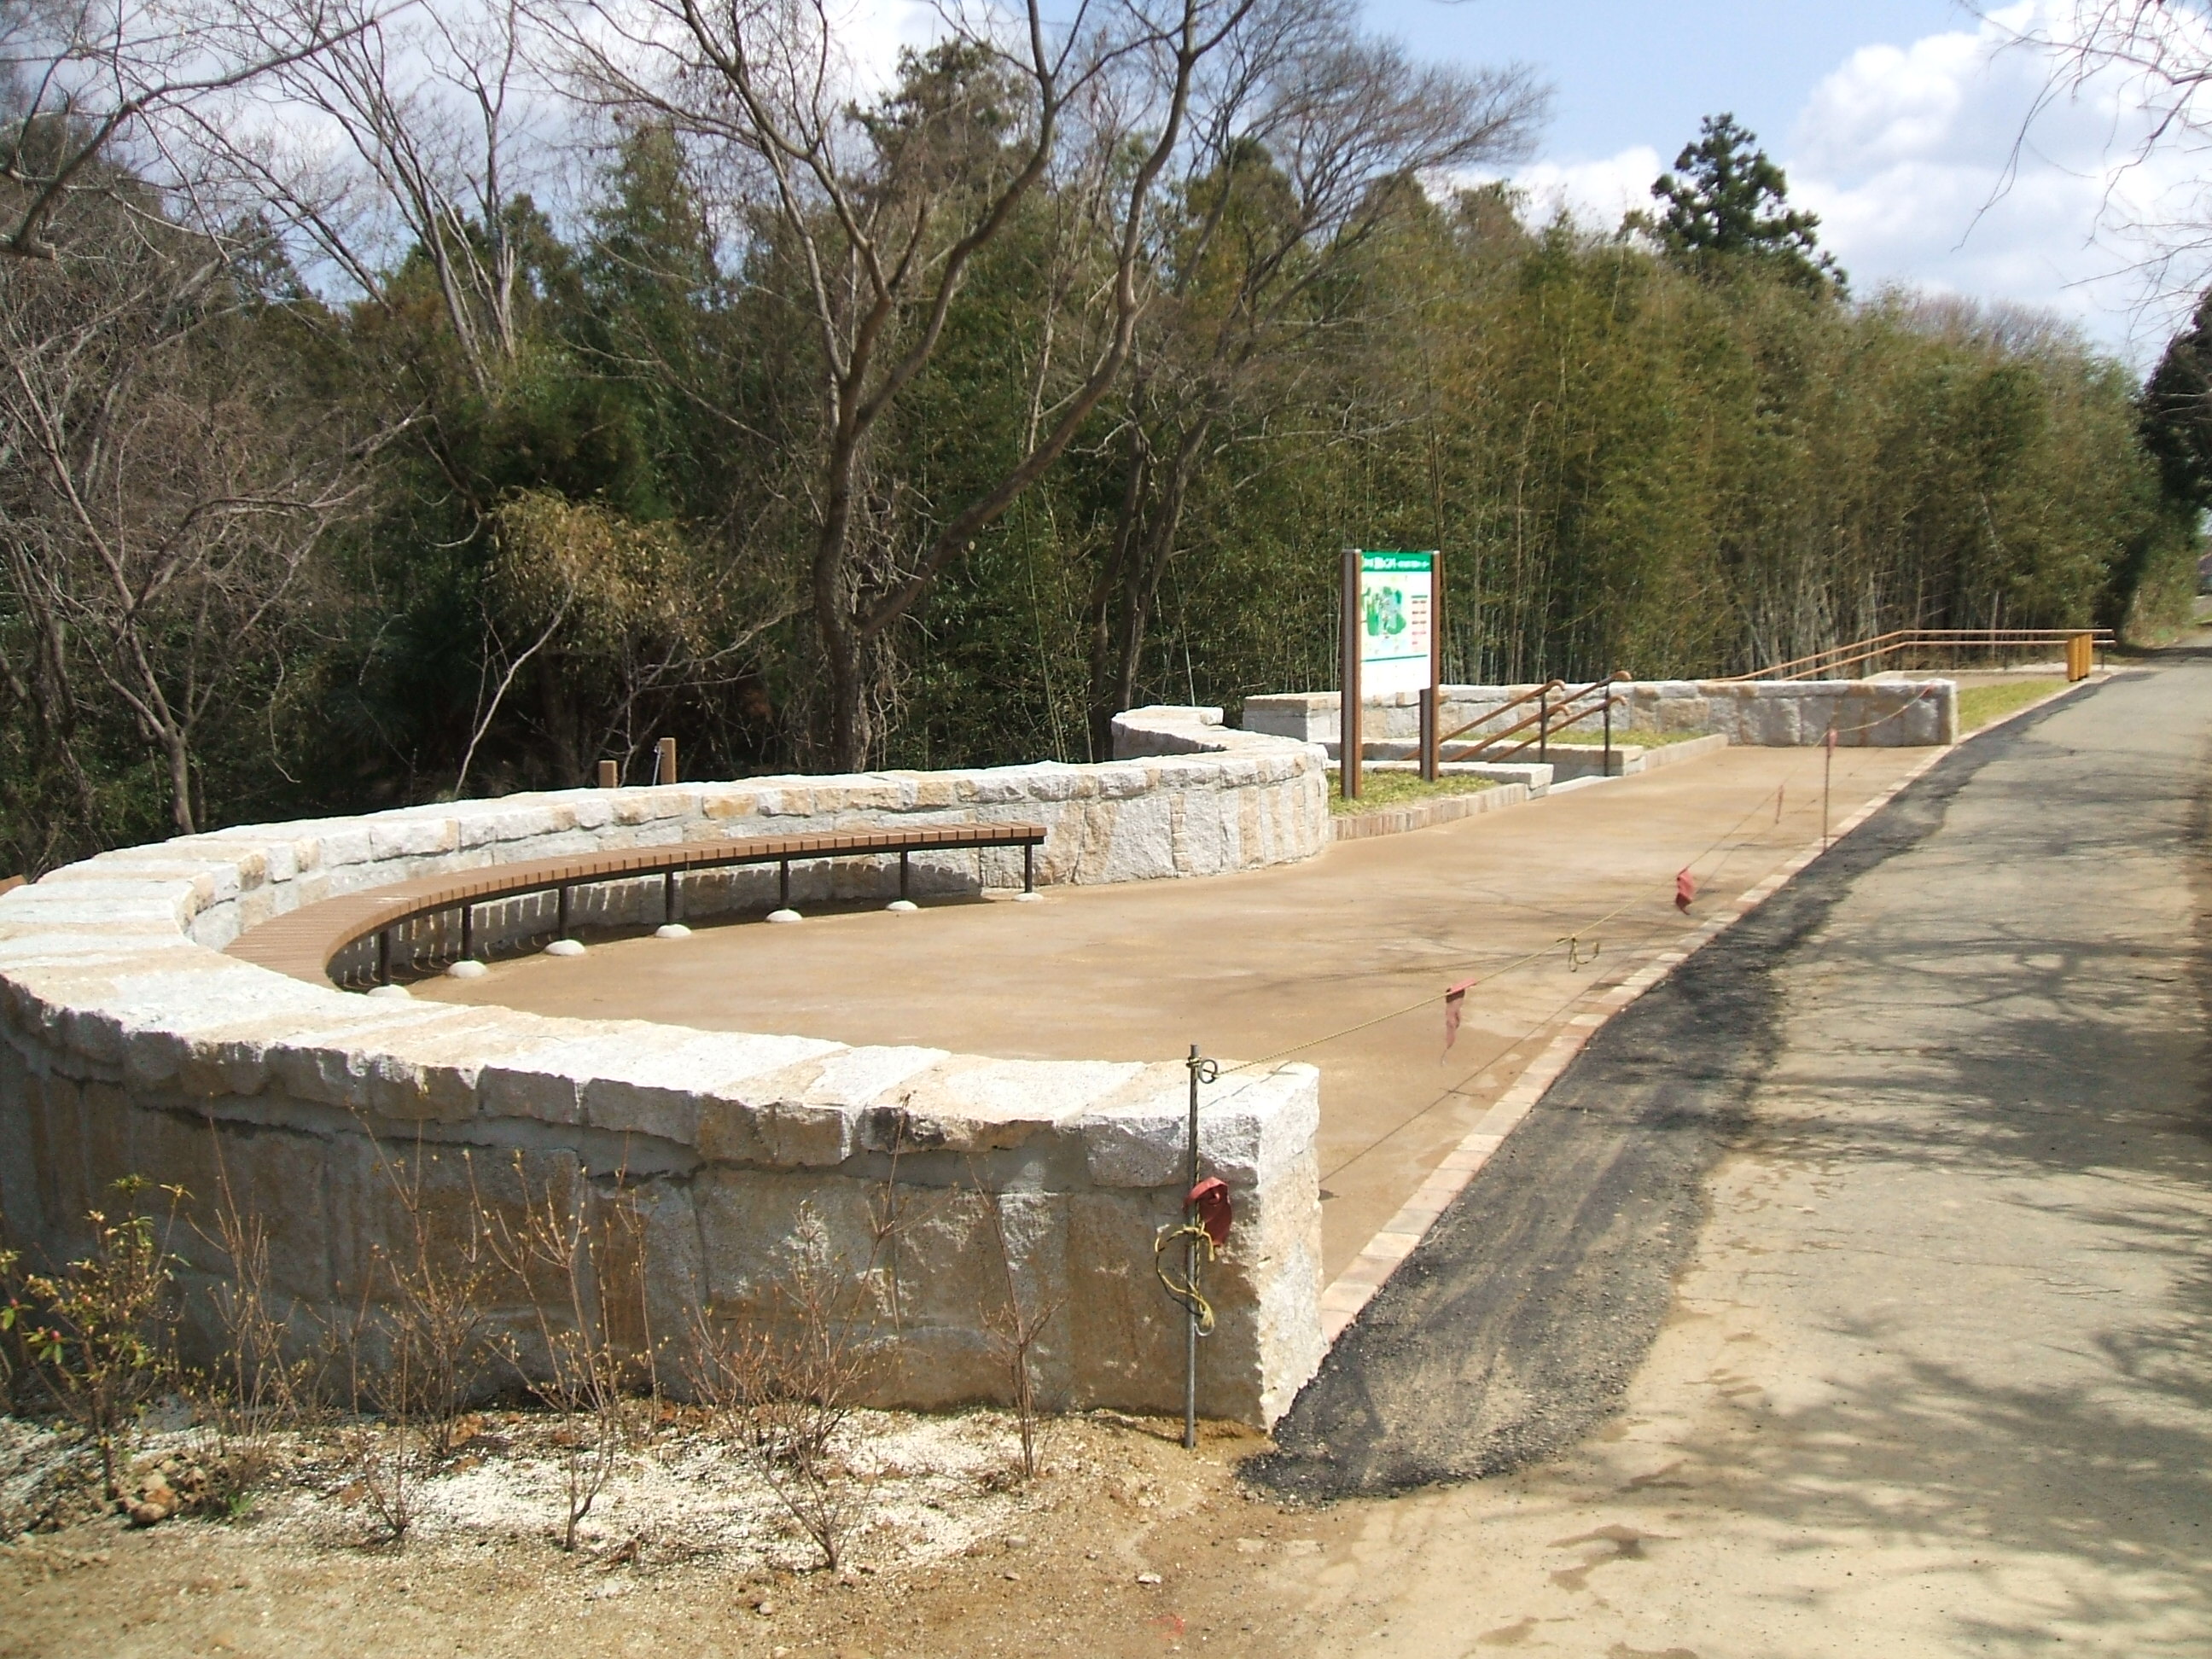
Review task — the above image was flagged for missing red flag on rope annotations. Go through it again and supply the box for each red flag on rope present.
[1443,976,1478,1052]
[1675,867,1697,911]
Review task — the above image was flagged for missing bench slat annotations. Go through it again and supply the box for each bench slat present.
[224,821,1047,987]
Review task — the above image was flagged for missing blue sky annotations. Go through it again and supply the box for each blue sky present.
[1345,1,2199,365]
[1365,0,1968,166]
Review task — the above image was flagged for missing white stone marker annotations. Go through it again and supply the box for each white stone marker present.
[446,959,490,980]
[655,923,692,939]
[544,938,587,957]
[765,908,802,924]
[886,899,918,913]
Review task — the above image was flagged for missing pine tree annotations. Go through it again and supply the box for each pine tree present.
[1649,114,1844,294]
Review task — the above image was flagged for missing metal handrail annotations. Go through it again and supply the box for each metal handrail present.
[1722,628,2116,683]
[1440,673,1628,765]
[1435,678,1564,750]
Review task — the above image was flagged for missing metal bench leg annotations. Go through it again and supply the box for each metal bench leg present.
[899,850,910,900]
[779,859,789,909]
[558,884,571,940]
[1024,843,1034,894]
[376,928,392,986]
[665,869,678,925]
[461,903,474,961]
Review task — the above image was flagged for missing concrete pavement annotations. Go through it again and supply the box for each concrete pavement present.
[420,741,1930,1282]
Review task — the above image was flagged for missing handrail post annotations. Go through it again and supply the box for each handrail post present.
[1539,686,1549,765]
[1603,685,1613,776]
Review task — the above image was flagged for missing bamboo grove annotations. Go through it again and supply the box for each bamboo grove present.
[0,0,2197,876]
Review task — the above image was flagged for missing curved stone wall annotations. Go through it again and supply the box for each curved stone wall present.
[0,707,1329,1425]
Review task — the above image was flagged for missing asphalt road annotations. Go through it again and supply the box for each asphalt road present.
[1252,641,2212,1657]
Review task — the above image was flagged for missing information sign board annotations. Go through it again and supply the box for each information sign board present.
[1359,550,1436,695]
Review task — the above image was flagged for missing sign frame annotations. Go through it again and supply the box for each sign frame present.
[1340,549,1445,801]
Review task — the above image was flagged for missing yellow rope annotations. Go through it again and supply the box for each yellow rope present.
[1154,1223,1218,1336]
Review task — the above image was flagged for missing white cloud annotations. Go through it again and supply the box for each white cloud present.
[1509,146,1662,231]
[1507,2,2212,367]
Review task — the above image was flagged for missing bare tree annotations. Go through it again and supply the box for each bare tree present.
[683,1202,888,1572]
[0,176,375,837]
[476,1150,652,1553]
[564,0,1278,770]
[973,1182,1062,1481]
[1993,2,2212,302]
[0,0,380,260]
[174,0,554,393]
[1083,9,1544,751]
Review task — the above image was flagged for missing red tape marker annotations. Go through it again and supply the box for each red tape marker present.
[1443,976,1477,1052]
[1675,868,1697,911]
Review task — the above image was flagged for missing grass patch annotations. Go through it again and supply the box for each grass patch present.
[1959,678,2067,731]
[1328,768,1497,815]
[1542,726,1714,748]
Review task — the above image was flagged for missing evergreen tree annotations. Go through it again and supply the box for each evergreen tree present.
[2139,288,2212,509]
[1649,114,1844,293]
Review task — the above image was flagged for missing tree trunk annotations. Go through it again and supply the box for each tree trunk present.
[1086,416,1208,757]
[160,726,195,836]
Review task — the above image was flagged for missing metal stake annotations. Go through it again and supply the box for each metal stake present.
[1603,687,1613,777]
[1823,727,1837,847]
[1185,1043,1202,1451]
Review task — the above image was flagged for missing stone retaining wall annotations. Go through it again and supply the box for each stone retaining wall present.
[1246,678,1959,749]
[0,707,1330,1425]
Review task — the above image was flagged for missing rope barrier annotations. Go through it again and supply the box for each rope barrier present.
[1221,732,1897,1081]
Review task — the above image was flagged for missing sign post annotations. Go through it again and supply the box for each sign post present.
[1342,550,1441,799]
[1340,549,1362,800]
[1421,552,1445,781]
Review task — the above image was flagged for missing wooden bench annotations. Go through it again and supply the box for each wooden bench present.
[224,821,1048,988]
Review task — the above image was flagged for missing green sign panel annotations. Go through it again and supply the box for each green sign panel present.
[1358,550,1436,694]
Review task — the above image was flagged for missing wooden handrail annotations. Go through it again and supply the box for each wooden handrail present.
[1436,679,1564,749]
[226,820,1049,989]
[1438,673,1627,764]
[1722,629,2116,683]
